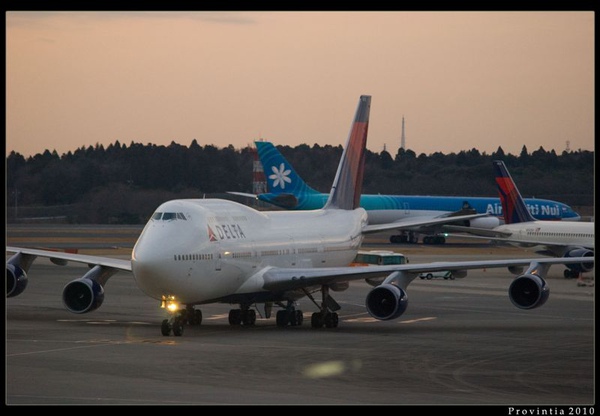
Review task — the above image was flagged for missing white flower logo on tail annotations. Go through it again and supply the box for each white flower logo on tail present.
[269,163,292,189]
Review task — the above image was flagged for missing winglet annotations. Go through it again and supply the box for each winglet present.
[324,95,371,210]
[493,160,536,224]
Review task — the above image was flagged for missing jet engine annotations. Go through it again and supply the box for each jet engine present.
[62,265,106,313]
[468,216,501,229]
[365,283,408,320]
[7,263,28,298]
[564,248,594,274]
[508,274,549,310]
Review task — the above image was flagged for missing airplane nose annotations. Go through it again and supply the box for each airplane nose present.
[131,234,174,298]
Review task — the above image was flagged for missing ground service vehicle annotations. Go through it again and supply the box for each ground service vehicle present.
[419,270,454,280]
[352,250,409,266]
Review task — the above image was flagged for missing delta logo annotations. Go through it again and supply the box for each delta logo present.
[207,224,247,242]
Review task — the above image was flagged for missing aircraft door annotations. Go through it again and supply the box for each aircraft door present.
[289,236,298,267]
[213,241,221,271]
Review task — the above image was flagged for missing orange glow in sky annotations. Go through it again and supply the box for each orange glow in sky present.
[6,11,594,158]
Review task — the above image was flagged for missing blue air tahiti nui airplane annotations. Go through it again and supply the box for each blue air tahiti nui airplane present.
[7,96,592,336]
[233,141,580,245]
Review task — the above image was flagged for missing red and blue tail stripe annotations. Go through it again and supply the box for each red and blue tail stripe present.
[493,160,536,224]
[324,95,370,211]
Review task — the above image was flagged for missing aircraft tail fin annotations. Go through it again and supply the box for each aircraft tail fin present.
[255,141,321,197]
[323,95,371,210]
[493,160,536,224]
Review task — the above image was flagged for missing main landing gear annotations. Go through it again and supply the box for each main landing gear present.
[390,231,418,244]
[564,269,581,279]
[303,285,340,328]
[228,304,257,326]
[389,232,447,245]
[275,301,304,327]
[271,285,341,328]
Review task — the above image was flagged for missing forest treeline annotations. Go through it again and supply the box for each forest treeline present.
[6,139,594,224]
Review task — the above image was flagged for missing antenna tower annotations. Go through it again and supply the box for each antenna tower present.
[401,116,406,150]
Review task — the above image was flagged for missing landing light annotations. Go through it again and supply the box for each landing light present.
[161,295,180,312]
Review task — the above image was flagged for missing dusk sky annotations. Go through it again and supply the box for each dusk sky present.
[6,11,595,158]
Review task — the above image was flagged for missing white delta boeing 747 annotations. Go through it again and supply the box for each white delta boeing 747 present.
[445,160,594,279]
[6,95,594,336]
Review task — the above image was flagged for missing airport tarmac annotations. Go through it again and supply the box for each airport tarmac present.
[5,225,595,406]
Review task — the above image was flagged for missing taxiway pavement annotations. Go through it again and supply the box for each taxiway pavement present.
[5,225,595,406]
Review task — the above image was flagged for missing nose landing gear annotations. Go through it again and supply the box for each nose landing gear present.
[161,314,184,336]
[160,297,203,336]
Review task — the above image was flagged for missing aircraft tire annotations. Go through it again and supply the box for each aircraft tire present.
[325,312,339,328]
[172,318,184,336]
[296,310,304,326]
[229,309,242,325]
[242,309,256,326]
[290,310,303,326]
[161,319,171,336]
[311,312,324,328]
[193,309,203,325]
[276,310,289,327]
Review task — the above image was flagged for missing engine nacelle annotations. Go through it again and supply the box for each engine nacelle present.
[62,278,105,314]
[508,274,549,310]
[365,283,408,320]
[564,248,594,273]
[508,265,525,275]
[7,263,28,298]
[330,281,349,292]
[468,216,501,229]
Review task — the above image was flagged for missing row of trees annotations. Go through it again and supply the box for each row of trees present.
[6,140,594,223]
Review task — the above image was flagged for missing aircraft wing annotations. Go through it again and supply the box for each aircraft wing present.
[227,191,258,200]
[227,191,301,209]
[442,233,595,252]
[441,224,513,238]
[6,246,132,272]
[361,213,490,235]
[262,256,593,291]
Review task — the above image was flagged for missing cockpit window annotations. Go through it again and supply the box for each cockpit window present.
[162,212,176,221]
[151,212,188,221]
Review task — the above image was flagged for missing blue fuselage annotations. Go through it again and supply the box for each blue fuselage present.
[258,193,580,223]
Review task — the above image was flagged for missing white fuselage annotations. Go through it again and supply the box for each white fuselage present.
[131,199,367,304]
[496,220,594,249]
